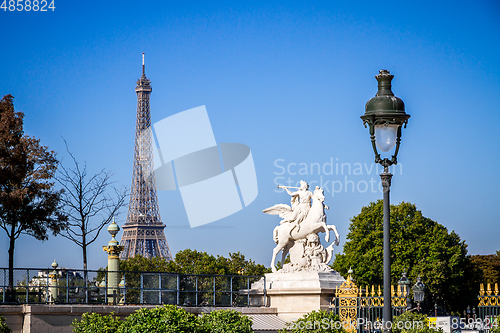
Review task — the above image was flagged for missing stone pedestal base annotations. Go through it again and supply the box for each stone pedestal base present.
[250,271,345,322]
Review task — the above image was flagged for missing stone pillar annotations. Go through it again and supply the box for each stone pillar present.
[103,219,124,304]
[48,260,58,303]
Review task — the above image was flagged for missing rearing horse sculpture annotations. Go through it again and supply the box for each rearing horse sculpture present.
[263,186,340,272]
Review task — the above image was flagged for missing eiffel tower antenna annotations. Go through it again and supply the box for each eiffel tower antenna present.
[142,52,145,74]
[119,54,172,260]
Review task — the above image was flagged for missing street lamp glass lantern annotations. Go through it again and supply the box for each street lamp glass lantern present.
[375,124,399,152]
[398,270,411,297]
[413,275,425,303]
[361,70,410,167]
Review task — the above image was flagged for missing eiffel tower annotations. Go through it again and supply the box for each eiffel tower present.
[120,54,172,260]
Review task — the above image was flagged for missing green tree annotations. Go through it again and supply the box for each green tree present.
[119,249,269,276]
[163,249,269,276]
[0,95,67,293]
[332,200,476,313]
[119,255,171,273]
[470,252,500,284]
[115,250,269,305]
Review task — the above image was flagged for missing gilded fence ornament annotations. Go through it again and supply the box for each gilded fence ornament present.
[478,282,500,307]
[336,270,359,332]
[479,283,486,306]
[333,272,409,327]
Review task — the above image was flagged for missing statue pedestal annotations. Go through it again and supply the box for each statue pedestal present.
[250,271,345,321]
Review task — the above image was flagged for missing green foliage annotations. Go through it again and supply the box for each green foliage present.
[118,250,270,276]
[198,309,253,333]
[490,315,500,333]
[280,310,346,333]
[164,249,270,276]
[392,311,443,333]
[110,251,269,305]
[72,307,254,333]
[332,200,476,312]
[0,94,67,289]
[0,315,11,333]
[275,254,291,271]
[119,255,171,272]
[470,253,500,284]
[116,305,198,333]
[72,312,122,333]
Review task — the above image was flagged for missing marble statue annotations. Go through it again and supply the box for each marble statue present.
[263,181,340,273]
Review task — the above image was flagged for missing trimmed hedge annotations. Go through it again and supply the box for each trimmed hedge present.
[72,305,254,333]
[72,312,122,333]
[117,305,198,333]
[280,310,346,333]
[199,309,253,333]
[392,312,444,333]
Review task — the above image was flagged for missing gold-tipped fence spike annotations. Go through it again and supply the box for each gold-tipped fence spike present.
[391,285,395,297]
[487,283,492,296]
[371,285,375,297]
[377,285,381,297]
[480,283,485,296]
[495,283,499,296]
[397,284,402,297]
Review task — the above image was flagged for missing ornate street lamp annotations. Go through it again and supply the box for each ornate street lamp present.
[361,70,410,330]
[412,275,425,312]
[398,269,411,311]
[398,269,411,298]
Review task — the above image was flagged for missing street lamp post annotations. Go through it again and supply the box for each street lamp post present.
[361,70,410,331]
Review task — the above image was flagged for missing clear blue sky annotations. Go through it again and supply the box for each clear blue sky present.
[1,0,499,270]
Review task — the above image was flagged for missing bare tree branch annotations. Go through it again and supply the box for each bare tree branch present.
[56,139,128,271]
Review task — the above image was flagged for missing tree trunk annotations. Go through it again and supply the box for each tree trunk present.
[83,243,87,272]
[7,224,16,302]
[83,240,88,303]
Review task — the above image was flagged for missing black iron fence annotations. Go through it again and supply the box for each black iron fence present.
[0,268,265,307]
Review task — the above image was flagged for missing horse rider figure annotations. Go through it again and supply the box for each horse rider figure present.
[278,180,313,233]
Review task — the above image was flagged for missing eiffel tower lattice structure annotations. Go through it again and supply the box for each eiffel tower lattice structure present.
[120,54,172,260]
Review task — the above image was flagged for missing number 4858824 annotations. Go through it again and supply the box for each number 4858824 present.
[1,0,55,11]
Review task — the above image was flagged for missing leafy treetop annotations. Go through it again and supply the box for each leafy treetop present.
[332,200,478,313]
[0,94,67,288]
[119,249,270,276]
